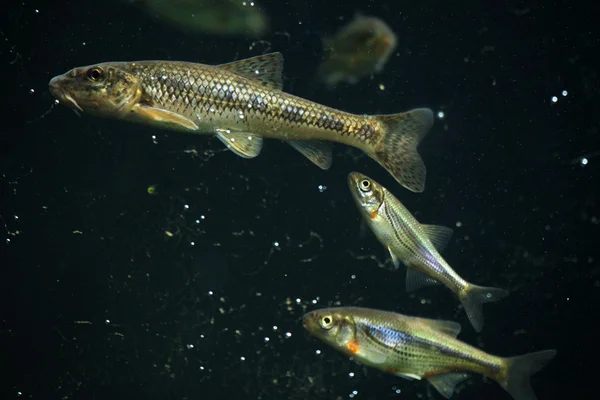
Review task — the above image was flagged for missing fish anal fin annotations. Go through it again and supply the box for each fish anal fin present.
[413,317,461,338]
[218,53,283,91]
[420,224,454,252]
[288,140,332,170]
[134,104,198,131]
[215,129,263,159]
[426,372,470,399]
[406,267,440,293]
[371,108,433,192]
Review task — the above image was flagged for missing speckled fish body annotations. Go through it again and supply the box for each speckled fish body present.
[49,53,433,192]
[303,306,556,400]
[347,172,509,332]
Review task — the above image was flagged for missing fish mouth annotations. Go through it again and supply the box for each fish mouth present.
[347,171,365,193]
[48,75,84,112]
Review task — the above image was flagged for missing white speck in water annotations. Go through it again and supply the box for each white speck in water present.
[240,356,246,361]
[315,349,321,355]
[247,136,252,140]
[230,138,235,142]
[199,366,205,370]
[551,96,558,103]
[242,1,246,5]
[250,1,255,5]
[437,111,445,118]
[295,298,301,304]
[285,332,292,338]
[318,185,327,192]
[312,299,317,304]
[190,241,195,246]
[54,100,59,104]
[272,325,278,331]
[35,9,39,13]
[264,337,270,342]
[255,69,260,74]
[200,215,206,220]
[486,292,492,299]
[456,221,463,227]
[105,319,110,324]
[348,372,355,377]
[82,42,86,46]
[208,291,213,295]
[187,344,194,349]
[14,215,19,220]
[184,204,189,209]
[562,90,568,96]
[195,219,200,223]
[581,157,588,166]
[30,89,35,93]
[274,241,279,247]
[351,274,356,279]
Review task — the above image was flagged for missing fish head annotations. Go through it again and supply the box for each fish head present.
[302,308,356,349]
[347,172,385,220]
[49,63,141,117]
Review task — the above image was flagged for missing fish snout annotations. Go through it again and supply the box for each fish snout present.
[48,75,66,99]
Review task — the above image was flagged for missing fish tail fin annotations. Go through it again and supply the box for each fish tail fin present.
[370,108,433,192]
[500,349,557,400]
[459,284,509,332]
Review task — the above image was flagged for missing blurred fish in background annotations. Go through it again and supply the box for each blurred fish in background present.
[129,0,269,37]
[318,15,397,86]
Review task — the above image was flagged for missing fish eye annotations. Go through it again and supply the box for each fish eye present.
[86,67,104,82]
[359,179,371,192]
[319,315,334,330]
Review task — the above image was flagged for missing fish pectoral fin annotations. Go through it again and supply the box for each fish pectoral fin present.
[426,372,470,399]
[218,53,283,91]
[357,345,387,364]
[420,224,454,253]
[413,317,461,338]
[288,140,333,170]
[343,338,387,364]
[134,104,199,131]
[405,267,440,293]
[215,129,263,159]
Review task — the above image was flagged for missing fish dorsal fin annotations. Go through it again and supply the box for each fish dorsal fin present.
[427,372,470,399]
[215,128,263,158]
[406,267,440,292]
[413,317,461,338]
[218,53,284,91]
[420,224,454,252]
[288,140,332,170]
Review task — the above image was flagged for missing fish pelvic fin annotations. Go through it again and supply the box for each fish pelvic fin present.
[500,349,557,400]
[370,108,433,192]
[459,284,509,332]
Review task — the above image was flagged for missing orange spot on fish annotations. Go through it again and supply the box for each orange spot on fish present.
[423,367,460,378]
[370,211,378,219]
[347,340,360,354]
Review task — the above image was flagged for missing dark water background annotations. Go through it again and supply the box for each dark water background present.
[1,0,598,399]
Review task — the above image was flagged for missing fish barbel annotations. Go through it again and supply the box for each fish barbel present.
[303,306,556,400]
[48,53,433,192]
[347,172,509,331]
